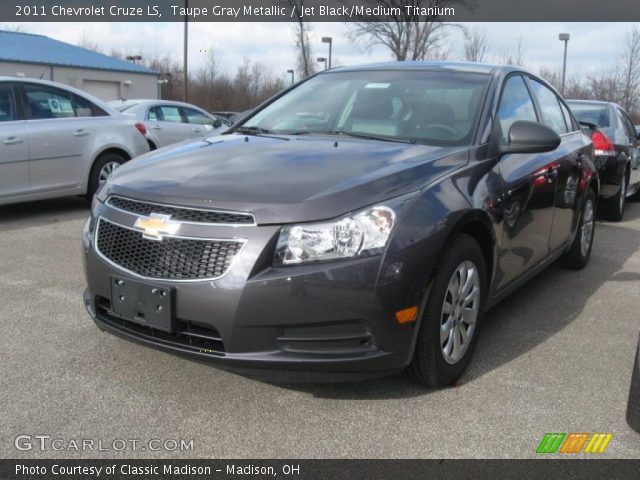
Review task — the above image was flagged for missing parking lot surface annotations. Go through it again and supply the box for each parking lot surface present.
[1,198,639,458]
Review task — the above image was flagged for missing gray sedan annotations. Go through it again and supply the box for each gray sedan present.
[0,77,149,206]
[109,99,228,150]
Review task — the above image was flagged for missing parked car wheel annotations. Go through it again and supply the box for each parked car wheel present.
[407,234,487,387]
[626,337,640,434]
[87,152,127,199]
[560,187,596,269]
[600,170,627,221]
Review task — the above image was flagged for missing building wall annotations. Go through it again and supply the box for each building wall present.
[0,61,158,101]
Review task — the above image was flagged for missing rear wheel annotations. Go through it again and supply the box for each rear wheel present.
[407,234,486,387]
[560,187,596,269]
[601,171,627,221]
[86,152,127,199]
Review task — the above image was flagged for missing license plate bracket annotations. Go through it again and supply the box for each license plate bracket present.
[109,276,174,333]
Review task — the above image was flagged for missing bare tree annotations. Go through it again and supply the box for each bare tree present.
[495,37,525,66]
[463,26,488,62]
[619,26,640,114]
[77,31,101,52]
[283,0,315,78]
[347,0,470,61]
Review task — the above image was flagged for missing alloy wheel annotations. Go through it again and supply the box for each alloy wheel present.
[441,260,481,365]
[580,197,595,256]
[98,161,121,186]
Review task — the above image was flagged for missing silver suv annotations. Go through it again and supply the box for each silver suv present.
[0,77,149,205]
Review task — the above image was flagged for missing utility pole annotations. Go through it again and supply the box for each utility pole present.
[183,0,189,102]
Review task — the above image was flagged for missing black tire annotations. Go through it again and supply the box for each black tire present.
[86,152,127,199]
[560,187,596,270]
[626,343,640,433]
[407,234,487,388]
[600,171,627,221]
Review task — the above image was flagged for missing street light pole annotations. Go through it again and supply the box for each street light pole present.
[559,33,570,96]
[183,0,189,102]
[287,69,295,86]
[321,36,332,69]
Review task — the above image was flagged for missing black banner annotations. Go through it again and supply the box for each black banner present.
[2,459,640,480]
[3,0,640,22]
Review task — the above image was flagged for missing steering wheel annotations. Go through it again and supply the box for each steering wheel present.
[423,124,460,139]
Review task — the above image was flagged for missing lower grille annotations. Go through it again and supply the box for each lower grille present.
[96,297,225,354]
[95,218,243,281]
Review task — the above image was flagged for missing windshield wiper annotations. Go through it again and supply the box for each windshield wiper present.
[326,130,416,144]
[232,125,274,136]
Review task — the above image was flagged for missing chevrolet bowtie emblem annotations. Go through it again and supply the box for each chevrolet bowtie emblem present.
[134,213,181,241]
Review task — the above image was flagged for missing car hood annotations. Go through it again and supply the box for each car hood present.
[106,133,468,224]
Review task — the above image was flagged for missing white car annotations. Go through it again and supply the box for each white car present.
[0,77,149,205]
[108,99,228,150]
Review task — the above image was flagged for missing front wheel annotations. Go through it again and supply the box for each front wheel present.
[407,234,487,387]
[86,153,126,199]
[560,187,596,270]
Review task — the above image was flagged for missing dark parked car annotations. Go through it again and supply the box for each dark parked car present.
[628,334,640,433]
[567,100,640,221]
[83,62,598,387]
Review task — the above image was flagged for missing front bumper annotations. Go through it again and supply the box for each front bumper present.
[82,201,427,382]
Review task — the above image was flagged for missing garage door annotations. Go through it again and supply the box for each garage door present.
[82,80,120,101]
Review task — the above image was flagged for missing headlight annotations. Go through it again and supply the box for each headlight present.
[82,217,93,250]
[274,206,396,266]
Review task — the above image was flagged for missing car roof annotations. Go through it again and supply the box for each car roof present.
[112,99,206,110]
[566,99,618,108]
[328,61,505,75]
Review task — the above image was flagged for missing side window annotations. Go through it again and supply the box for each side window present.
[528,79,568,134]
[183,107,214,126]
[617,108,636,140]
[497,75,538,141]
[559,101,577,132]
[0,84,17,122]
[24,85,75,119]
[158,105,182,123]
[147,106,160,121]
[73,94,106,118]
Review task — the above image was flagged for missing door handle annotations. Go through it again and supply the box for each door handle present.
[3,136,23,145]
[151,125,162,130]
[73,129,90,137]
[192,128,201,133]
[544,166,559,178]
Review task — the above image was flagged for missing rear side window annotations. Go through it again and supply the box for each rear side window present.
[559,102,578,132]
[568,103,610,128]
[528,79,568,134]
[617,108,637,139]
[0,84,17,122]
[73,94,107,117]
[497,75,538,140]
[24,85,75,119]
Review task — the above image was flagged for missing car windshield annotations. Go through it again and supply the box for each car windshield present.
[240,70,490,146]
[568,102,610,128]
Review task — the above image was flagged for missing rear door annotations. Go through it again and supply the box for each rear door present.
[527,77,589,251]
[0,83,30,198]
[495,74,559,289]
[20,83,97,193]
[146,104,192,147]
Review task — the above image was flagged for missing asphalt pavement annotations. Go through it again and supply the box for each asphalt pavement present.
[1,197,639,458]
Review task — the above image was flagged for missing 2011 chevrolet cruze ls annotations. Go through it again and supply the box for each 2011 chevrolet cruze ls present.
[83,62,597,387]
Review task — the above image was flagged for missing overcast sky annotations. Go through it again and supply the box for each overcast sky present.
[4,22,635,82]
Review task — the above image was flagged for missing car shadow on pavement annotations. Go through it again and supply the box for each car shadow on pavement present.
[275,203,640,399]
[0,197,89,231]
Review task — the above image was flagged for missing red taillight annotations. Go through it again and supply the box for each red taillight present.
[135,122,147,136]
[592,130,614,155]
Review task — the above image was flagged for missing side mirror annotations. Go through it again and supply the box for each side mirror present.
[213,118,223,128]
[499,120,561,156]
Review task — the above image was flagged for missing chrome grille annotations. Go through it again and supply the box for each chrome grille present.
[95,218,243,281]
[107,196,254,225]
